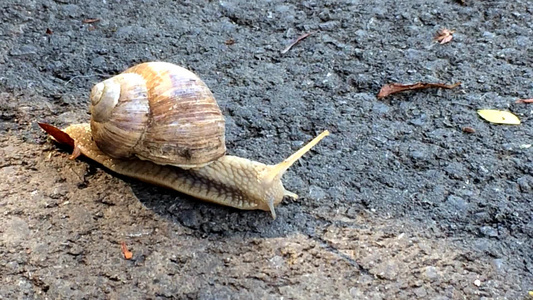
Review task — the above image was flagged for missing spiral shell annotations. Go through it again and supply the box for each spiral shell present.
[89,62,226,168]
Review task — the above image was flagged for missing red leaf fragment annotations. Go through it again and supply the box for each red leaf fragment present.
[281,32,314,54]
[38,123,74,148]
[377,82,461,99]
[38,122,82,159]
[46,28,53,35]
[120,242,133,260]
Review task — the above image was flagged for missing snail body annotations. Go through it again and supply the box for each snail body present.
[40,62,328,219]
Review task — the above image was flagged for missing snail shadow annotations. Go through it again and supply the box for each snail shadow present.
[125,177,302,239]
[48,140,307,240]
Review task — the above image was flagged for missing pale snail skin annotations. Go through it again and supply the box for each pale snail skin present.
[44,62,329,219]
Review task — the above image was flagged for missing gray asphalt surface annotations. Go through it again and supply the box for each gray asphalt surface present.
[1,0,532,299]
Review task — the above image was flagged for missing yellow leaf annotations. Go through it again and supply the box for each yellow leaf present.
[529,290,533,297]
[477,110,521,125]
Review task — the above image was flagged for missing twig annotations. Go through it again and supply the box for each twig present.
[281,32,314,54]
[83,18,100,24]
[64,74,99,86]
[516,98,533,103]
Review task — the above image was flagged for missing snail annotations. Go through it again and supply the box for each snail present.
[39,62,329,219]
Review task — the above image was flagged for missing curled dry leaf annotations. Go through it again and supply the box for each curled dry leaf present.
[477,110,521,125]
[516,98,533,103]
[120,241,133,260]
[377,82,461,99]
[462,127,476,133]
[38,123,82,159]
[435,28,455,44]
[38,123,74,147]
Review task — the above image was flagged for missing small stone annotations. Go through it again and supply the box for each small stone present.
[91,56,107,69]
[9,45,37,56]
[474,279,481,287]
[409,114,427,126]
[372,102,390,114]
[3,217,31,247]
[447,195,468,211]
[115,25,148,40]
[371,261,399,280]
[319,21,340,31]
[308,185,326,200]
[424,266,440,281]
[492,258,504,271]
[480,226,498,237]
[61,4,81,17]
[414,287,427,298]
[57,111,81,125]
[410,150,428,161]
[269,255,284,268]
[482,31,495,39]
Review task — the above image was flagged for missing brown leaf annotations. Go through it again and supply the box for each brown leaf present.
[435,28,455,44]
[377,82,461,98]
[46,28,53,35]
[120,242,133,260]
[38,123,82,159]
[462,127,475,133]
[516,98,533,104]
[38,123,74,148]
[225,39,235,45]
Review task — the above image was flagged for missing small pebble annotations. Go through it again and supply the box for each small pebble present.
[308,185,326,200]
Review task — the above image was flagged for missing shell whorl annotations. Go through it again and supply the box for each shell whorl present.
[89,62,226,168]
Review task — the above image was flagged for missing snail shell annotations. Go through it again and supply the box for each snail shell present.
[89,62,226,168]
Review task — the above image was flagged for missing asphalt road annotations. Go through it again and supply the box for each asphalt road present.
[1,0,532,299]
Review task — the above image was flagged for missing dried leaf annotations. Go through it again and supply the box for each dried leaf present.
[477,110,520,125]
[38,123,82,159]
[435,28,455,44]
[516,98,533,104]
[225,39,235,45]
[46,28,53,35]
[462,127,475,133]
[377,82,461,98]
[120,241,133,260]
[83,18,100,24]
[38,123,74,148]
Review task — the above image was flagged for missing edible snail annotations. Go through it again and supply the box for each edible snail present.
[40,62,329,219]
